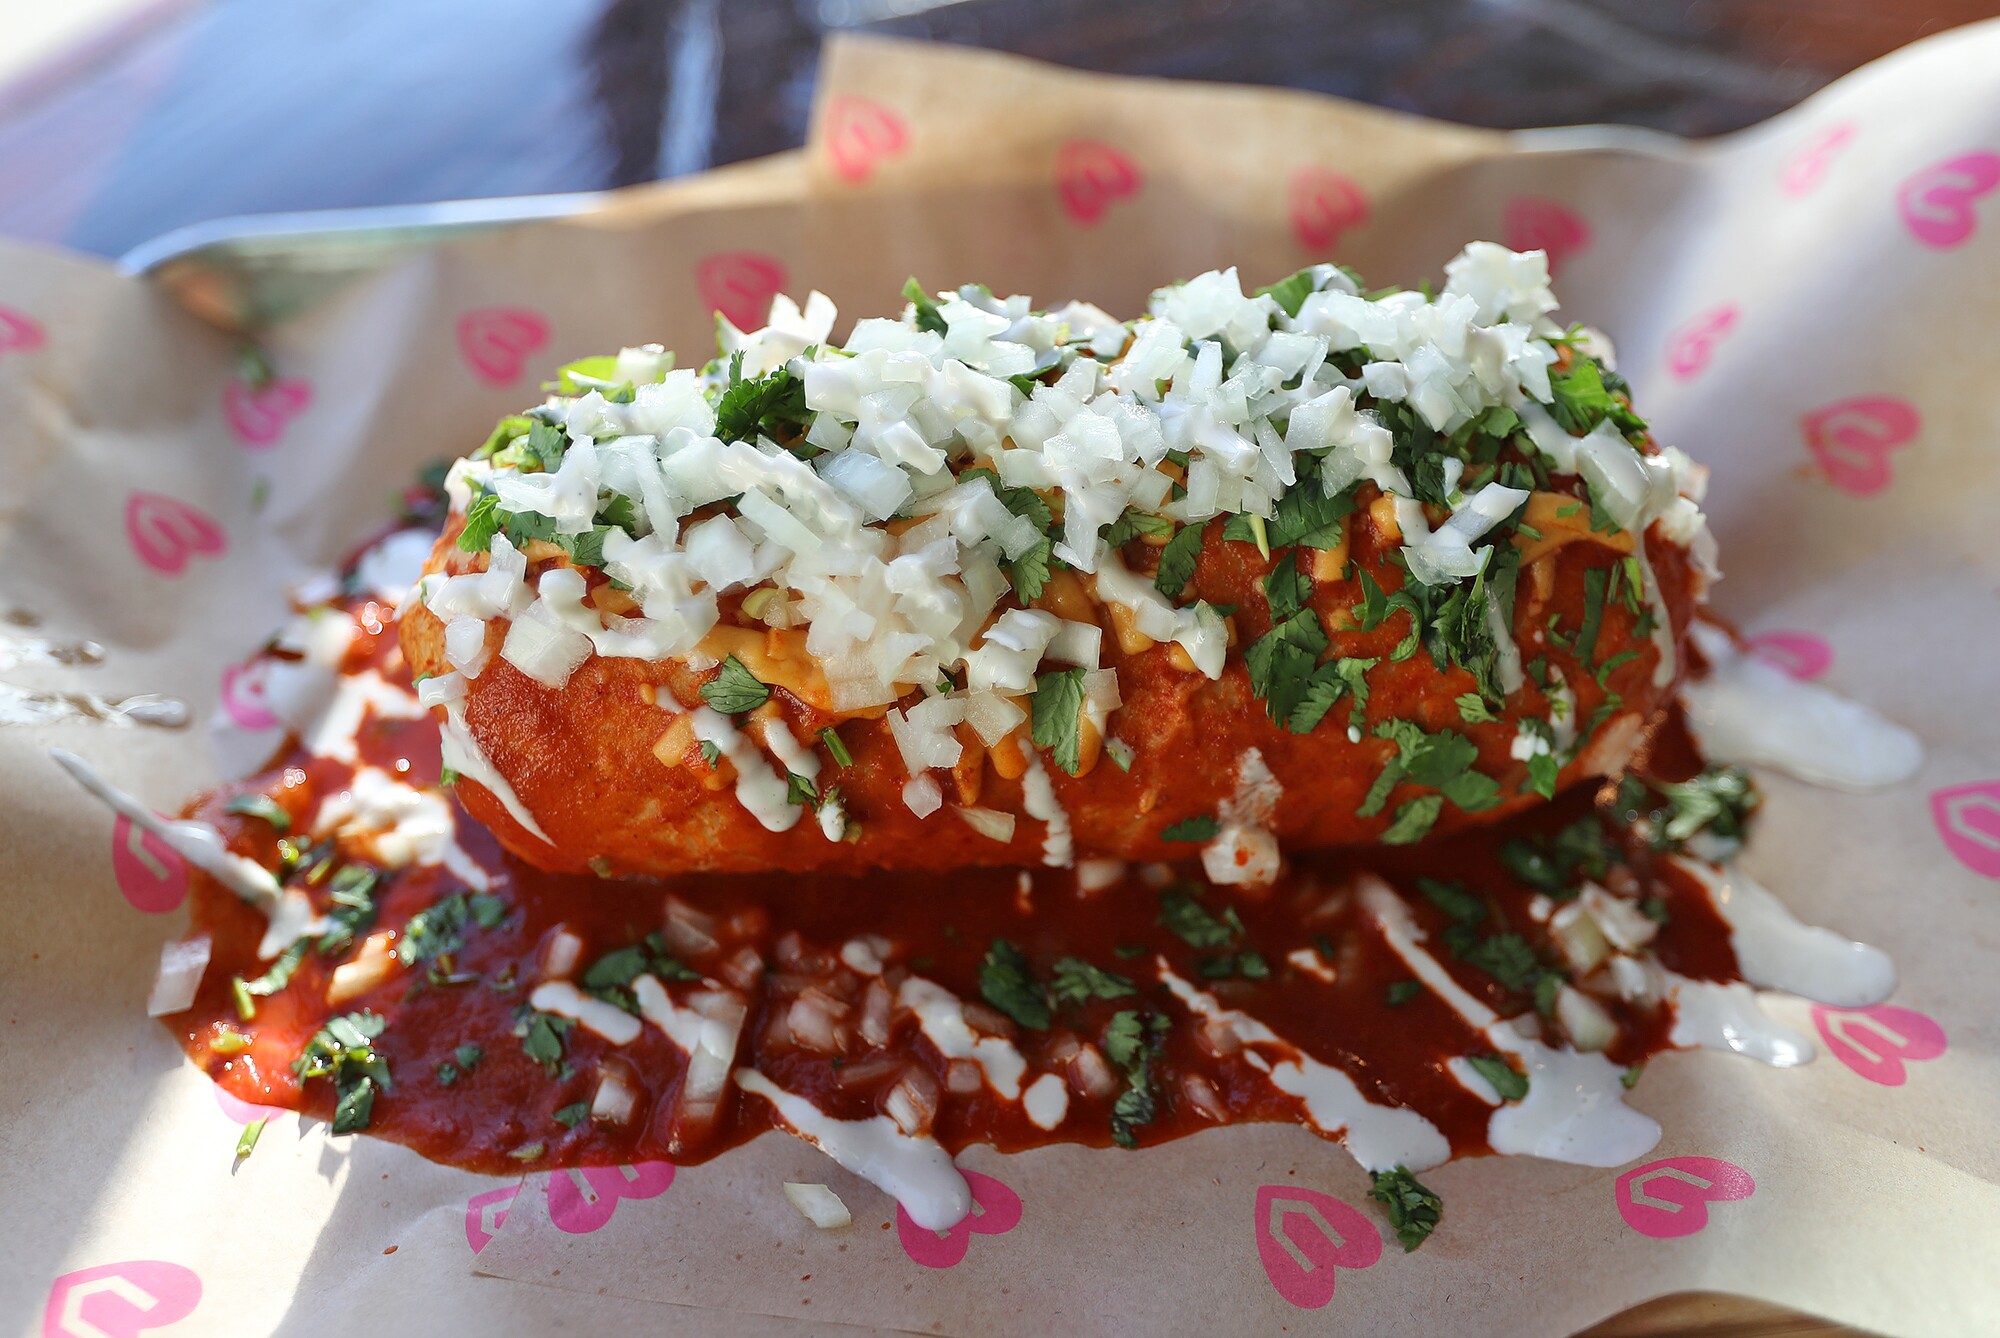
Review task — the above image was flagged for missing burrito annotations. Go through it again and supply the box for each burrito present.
[401,244,1714,879]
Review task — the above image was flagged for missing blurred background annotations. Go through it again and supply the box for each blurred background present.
[1,0,1996,259]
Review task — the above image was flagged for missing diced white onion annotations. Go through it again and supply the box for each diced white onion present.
[783,1182,853,1230]
[147,935,211,1017]
[954,805,1016,842]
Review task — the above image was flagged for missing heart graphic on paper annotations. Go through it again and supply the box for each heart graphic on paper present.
[1780,122,1855,196]
[218,659,280,731]
[465,1185,522,1255]
[695,251,789,331]
[111,814,187,914]
[545,1162,676,1235]
[1614,1156,1755,1239]
[1056,140,1144,226]
[1,304,46,354]
[825,95,908,184]
[1252,1184,1383,1310]
[222,376,312,448]
[895,1171,1022,1268]
[213,1084,285,1126]
[1897,151,2000,249]
[1931,781,2000,878]
[1664,305,1739,380]
[456,307,551,386]
[124,492,226,576]
[1810,1004,1947,1086]
[1799,395,1921,496]
[1287,166,1370,251]
[42,1261,201,1338]
[1743,630,1832,681]
[1502,196,1591,276]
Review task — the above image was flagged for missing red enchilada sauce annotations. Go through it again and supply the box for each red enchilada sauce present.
[163,589,1749,1199]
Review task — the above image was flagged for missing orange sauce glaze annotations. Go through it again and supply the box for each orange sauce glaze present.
[168,595,1740,1178]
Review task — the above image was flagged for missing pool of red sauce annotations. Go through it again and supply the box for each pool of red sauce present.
[170,595,1740,1179]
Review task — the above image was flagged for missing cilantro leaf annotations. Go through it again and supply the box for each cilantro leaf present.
[1467,1053,1528,1102]
[1381,795,1444,844]
[1286,655,1376,734]
[1154,523,1206,601]
[1102,508,1172,548]
[1655,767,1760,845]
[1048,958,1136,1010]
[1351,569,1424,661]
[316,866,380,957]
[979,939,1050,1030]
[959,467,1057,599]
[714,355,811,444]
[1526,752,1561,799]
[1263,551,1309,620]
[553,1101,592,1129]
[1158,887,1244,949]
[1458,933,1543,992]
[1385,980,1424,1007]
[1254,268,1318,318]
[903,277,947,335]
[1548,356,1646,437]
[292,1011,390,1134]
[1455,693,1497,724]
[517,1011,573,1074]
[225,793,290,833]
[1161,815,1219,842]
[701,655,770,715]
[819,727,853,768]
[1243,608,1330,726]
[397,891,507,968]
[1267,479,1355,550]
[524,419,568,472]
[458,491,502,553]
[1030,668,1089,776]
[1576,566,1609,667]
[1104,1010,1170,1148]
[1369,1166,1443,1252]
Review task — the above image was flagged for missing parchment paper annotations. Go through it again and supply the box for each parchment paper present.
[5,25,2000,1338]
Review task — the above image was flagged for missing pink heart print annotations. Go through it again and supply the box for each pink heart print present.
[1810,1004,1947,1086]
[1253,1184,1383,1310]
[545,1161,676,1235]
[465,1185,522,1255]
[42,1261,201,1338]
[1799,395,1921,496]
[1056,140,1144,227]
[1743,630,1832,681]
[213,1084,285,1125]
[695,251,789,331]
[1614,1156,1755,1239]
[1287,166,1370,251]
[1780,122,1855,197]
[222,376,312,448]
[1502,196,1591,277]
[825,95,908,185]
[1664,304,1738,381]
[1898,151,2000,249]
[456,307,551,386]
[218,658,281,730]
[1,303,46,354]
[111,813,188,913]
[895,1171,1022,1268]
[125,492,226,576]
[1931,781,2000,878]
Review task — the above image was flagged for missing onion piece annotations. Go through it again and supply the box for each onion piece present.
[1070,1044,1120,1100]
[541,926,584,980]
[591,1060,642,1126]
[661,895,721,959]
[783,1182,853,1230]
[1556,985,1620,1053]
[858,978,894,1048]
[148,935,211,1017]
[883,1066,940,1136]
[953,805,1016,843]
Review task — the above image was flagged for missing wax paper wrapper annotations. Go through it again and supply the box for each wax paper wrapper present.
[5,25,2000,1338]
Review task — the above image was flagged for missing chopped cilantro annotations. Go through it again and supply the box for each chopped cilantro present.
[457,491,502,552]
[1287,656,1376,735]
[1576,567,1609,666]
[1254,267,1317,318]
[1385,980,1424,1007]
[292,1011,390,1134]
[1369,1166,1443,1252]
[225,793,290,833]
[235,939,308,1016]
[517,1011,573,1074]
[1104,1010,1170,1148]
[1029,668,1089,776]
[714,353,811,444]
[1153,523,1205,600]
[1549,355,1646,437]
[1243,608,1329,727]
[1525,752,1561,800]
[1466,1053,1528,1102]
[1263,551,1309,621]
[701,654,770,714]
[553,1101,592,1129]
[1654,767,1760,846]
[1381,795,1444,844]
[1161,815,1219,842]
[1459,933,1544,993]
[979,939,1050,1030]
[1622,1063,1645,1091]
[1267,477,1355,550]
[234,1118,266,1160]
[819,726,853,768]
[1158,887,1245,949]
[396,891,508,968]
[1195,950,1270,981]
[902,277,947,335]
[698,739,723,768]
[436,1042,483,1087]
[1455,693,1497,725]
[1048,958,1137,1009]
[315,866,380,957]
[1351,570,1424,662]
[523,419,568,472]
[1102,507,1173,548]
